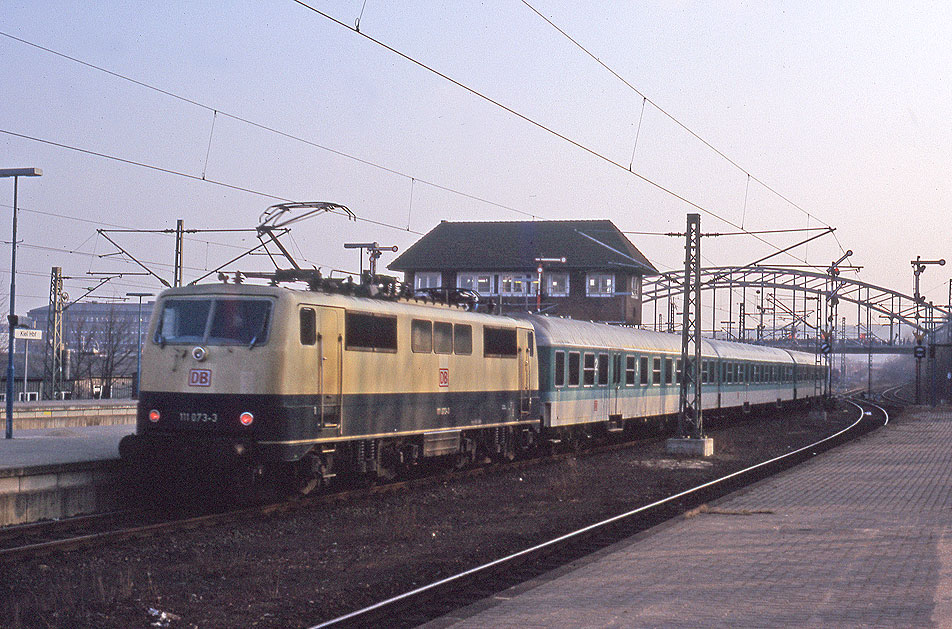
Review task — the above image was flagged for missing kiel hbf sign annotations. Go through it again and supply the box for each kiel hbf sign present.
[13,329,42,341]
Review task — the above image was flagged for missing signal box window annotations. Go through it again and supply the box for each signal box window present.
[411,319,433,353]
[434,322,453,354]
[568,352,580,386]
[583,353,596,386]
[554,351,566,387]
[640,356,649,385]
[454,324,472,355]
[586,273,614,297]
[345,312,397,352]
[484,326,517,357]
[300,308,316,345]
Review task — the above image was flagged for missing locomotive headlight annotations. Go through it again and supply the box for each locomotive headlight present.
[148,409,161,423]
[192,346,207,362]
[239,411,254,426]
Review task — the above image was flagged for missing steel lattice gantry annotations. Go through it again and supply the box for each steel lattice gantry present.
[677,214,703,439]
[642,265,950,348]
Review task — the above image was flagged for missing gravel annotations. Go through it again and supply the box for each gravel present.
[0,403,862,628]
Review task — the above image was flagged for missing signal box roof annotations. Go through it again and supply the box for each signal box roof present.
[389,220,658,275]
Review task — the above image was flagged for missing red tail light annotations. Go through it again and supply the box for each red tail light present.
[148,409,161,423]
[239,411,254,426]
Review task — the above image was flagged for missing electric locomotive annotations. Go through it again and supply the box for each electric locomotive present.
[120,276,540,496]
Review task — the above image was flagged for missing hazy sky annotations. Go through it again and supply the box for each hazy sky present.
[1,1,950,322]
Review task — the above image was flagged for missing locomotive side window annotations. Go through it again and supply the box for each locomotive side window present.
[554,351,565,387]
[433,322,453,354]
[583,353,596,386]
[625,355,636,385]
[454,324,473,355]
[640,356,649,385]
[568,352,581,386]
[300,308,316,345]
[484,327,517,357]
[411,319,433,353]
[345,312,398,352]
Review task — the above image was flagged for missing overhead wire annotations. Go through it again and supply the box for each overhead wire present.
[518,0,844,251]
[289,1,820,264]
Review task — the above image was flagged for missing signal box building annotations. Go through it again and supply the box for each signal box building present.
[389,220,658,325]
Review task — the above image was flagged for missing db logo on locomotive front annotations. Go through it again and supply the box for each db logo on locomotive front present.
[189,369,212,387]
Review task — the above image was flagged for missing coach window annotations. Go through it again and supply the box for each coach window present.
[652,357,662,385]
[433,322,453,354]
[484,327,517,358]
[664,358,673,385]
[345,312,398,352]
[583,353,596,386]
[625,355,636,386]
[411,319,433,353]
[555,351,566,387]
[640,356,649,385]
[300,308,316,345]
[675,359,683,385]
[613,354,622,385]
[454,324,472,355]
[598,353,609,386]
[568,352,581,386]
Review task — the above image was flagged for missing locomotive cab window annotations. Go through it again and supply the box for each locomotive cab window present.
[484,326,517,357]
[155,298,272,346]
[345,311,398,352]
[300,308,316,345]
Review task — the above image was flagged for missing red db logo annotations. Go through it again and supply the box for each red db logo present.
[189,369,212,387]
[438,368,449,388]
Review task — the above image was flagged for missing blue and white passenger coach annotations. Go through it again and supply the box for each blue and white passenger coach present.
[528,315,821,431]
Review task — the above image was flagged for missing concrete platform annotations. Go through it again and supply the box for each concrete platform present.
[433,407,952,628]
[0,424,133,525]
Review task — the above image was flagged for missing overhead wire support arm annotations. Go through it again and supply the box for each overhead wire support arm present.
[96,229,171,287]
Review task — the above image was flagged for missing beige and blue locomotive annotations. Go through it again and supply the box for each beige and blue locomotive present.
[120,278,826,496]
[120,281,540,494]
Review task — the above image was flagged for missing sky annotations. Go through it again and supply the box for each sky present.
[0,1,950,328]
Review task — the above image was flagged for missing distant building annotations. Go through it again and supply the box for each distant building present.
[389,220,658,325]
[26,300,154,357]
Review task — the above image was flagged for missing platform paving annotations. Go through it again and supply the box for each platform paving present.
[434,407,952,628]
[0,424,132,471]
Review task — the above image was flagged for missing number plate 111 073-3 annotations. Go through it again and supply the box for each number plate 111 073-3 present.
[179,412,219,423]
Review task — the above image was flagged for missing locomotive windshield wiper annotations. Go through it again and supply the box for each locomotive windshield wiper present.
[248,311,270,350]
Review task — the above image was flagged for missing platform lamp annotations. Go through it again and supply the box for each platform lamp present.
[126,292,154,398]
[0,168,42,439]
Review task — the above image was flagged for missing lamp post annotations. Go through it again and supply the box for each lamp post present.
[0,168,42,439]
[126,292,153,398]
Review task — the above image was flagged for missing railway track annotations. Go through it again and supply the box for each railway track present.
[0,431,667,562]
[311,396,888,628]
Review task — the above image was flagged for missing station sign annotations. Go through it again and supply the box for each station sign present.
[13,328,42,341]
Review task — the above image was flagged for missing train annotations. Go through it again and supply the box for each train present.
[119,271,826,497]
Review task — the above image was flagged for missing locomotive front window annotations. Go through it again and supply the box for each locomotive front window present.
[155,298,271,346]
[209,299,271,345]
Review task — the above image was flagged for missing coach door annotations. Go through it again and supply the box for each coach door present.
[519,330,533,416]
[318,307,344,435]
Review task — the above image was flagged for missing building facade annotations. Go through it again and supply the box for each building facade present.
[389,220,657,325]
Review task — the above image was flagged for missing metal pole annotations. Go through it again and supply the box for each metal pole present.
[23,338,28,401]
[6,178,17,438]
